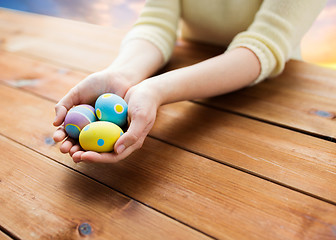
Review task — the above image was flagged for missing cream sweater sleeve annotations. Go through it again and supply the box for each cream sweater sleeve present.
[227,0,327,84]
[121,0,180,64]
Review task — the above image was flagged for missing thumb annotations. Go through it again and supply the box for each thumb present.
[114,116,148,154]
[114,131,142,155]
[53,88,80,126]
[53,104,68,126]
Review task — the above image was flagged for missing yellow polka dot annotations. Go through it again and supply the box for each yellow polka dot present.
[102,93,112,98]
[96,108,102,119]
[115,104,123,113]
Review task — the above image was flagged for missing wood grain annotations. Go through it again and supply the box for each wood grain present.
[1,9,336,239]
[1,83,336,239]
[0,50,86,101]
[0,231,12,240]
[1,52,336,204]
[196,60,336,139]
[152,101,336,201]
[0,134,209,240]
[1,9,335,139]
[0,8,127,72]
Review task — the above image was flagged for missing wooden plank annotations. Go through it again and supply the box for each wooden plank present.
[1,9,336,139]
[0,8,127,72]
[0,231,12,240]
[152,101,336,200]
[1,82,336,239]
[0,9,223,74]
[1,51,336,204]
[0,50,85,101]
[196,60,336,139]
[0,134,208,240]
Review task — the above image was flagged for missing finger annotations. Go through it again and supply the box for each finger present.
[53,126,67,142]
[72,150,86,163]
[113,143,141,161]
[54,87,81,126]
[80,151,117,163]
[73,140,140,163]
[114,124,143,155]
[53,105,68,127]
[59,138,76,154]
[80,151,127,163]
[69,144,82,157]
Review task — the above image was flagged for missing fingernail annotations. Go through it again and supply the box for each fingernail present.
[116,144,125,154]
[74,158,82,163]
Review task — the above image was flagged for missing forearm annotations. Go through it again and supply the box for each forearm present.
[117,47,260,159]
[105,39,164,85]
[144,47,261,105]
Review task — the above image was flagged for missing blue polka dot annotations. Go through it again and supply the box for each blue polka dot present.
[120,132,123,136]
[83,125,90,131]
[97,139,104,146]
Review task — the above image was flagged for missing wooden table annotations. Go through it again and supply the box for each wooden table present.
[1,8,336,240]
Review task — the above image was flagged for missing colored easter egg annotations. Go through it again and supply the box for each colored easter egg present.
[95,93,128,127]
[64,104,96,139]
[79,121,124,152]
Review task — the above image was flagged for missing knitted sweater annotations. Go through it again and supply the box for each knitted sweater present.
[122,0,326,84]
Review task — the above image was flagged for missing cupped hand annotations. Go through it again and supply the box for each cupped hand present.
[53,70,134,158]
[69,80,162,163]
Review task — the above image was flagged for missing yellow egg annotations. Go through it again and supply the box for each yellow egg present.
[79,121,124,152]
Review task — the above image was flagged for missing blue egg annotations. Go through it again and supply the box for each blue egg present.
[95,93,128,127]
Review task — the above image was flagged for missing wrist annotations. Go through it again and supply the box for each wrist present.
[105,39,164,86]
[136,77,166,107]
[95,69,134,98]
[104,65,142,86]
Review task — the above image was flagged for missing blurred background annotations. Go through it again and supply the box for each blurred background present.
[0,0,335,69]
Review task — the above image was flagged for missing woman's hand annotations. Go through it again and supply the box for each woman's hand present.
[69,80,162,163]
[53,45,260,163]
[52,39,165,163]
[52,69,134,157]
